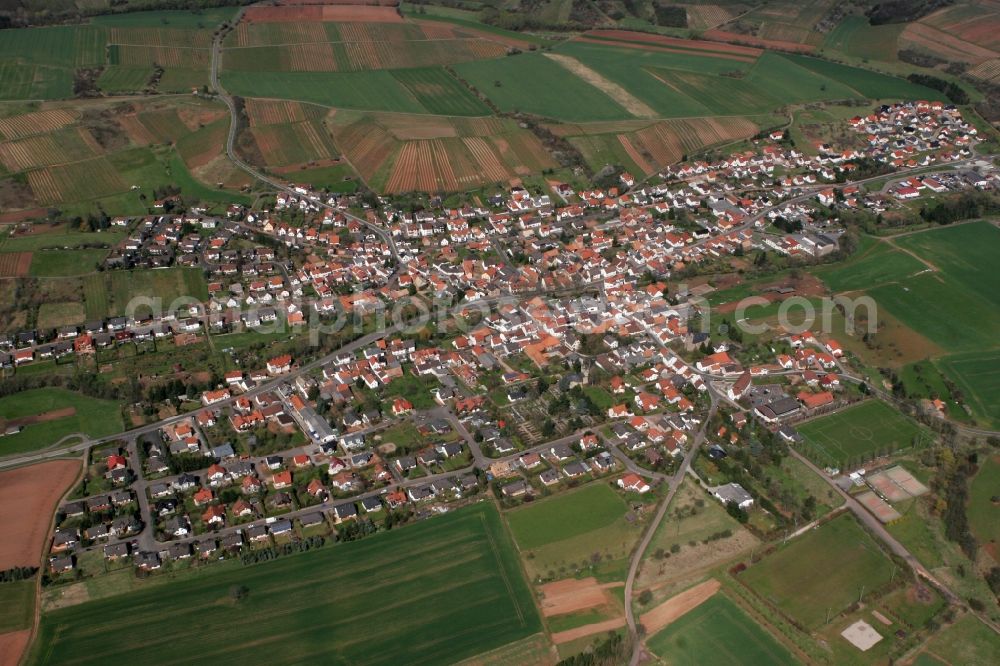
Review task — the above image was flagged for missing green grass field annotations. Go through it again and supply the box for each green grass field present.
[90,8,238,28]
[899,360,971,425]
[745,52,859,103]
[934,350,1000,428]
[221,69,492,116]
[98,66,152,93]
[104,266,208,314]
[0,580,35,633]
[31,503,542,666]
[646,594,797,665]
[822,16,905,63]
[37,302,87,330]
[0,388,123,456]
[506,482,628,551]
[867,222,1000,353]
[783,54,945,100]
[390,67,492,116]
[798,400,926,468]
[454,54,629,121]
[812,238,926,293]
[740,513,897,629]
[0,230,125,253]
[913,614,1000,665]
[969,455,1000,557]
[82,273,110,320]
[455,41,933,123]
[281,163,359,193]
[555,42,751,116]
[27,249,109,277]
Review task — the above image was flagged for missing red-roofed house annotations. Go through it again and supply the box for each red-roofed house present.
[797,391,834,409]
[272,470,292,489]
[267,354,292,375]
[617,473,650,494]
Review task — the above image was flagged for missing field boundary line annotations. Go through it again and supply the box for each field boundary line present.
[480,511,526,626]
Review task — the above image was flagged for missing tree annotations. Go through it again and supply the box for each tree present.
[638,589,653,605]
[229,584,249,602]
[725,501,749,524]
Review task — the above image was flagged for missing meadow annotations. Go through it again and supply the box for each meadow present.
[822,15,906,63]
[0,230,125,253]
[104,266,208,315]
[784,53,947,100]
[0,388,123,456]
[739,513,897,629]
[812,236,927,293]
[96,67,152,93]
[556,41,755,116]
[638,479,757,590]
[224,70,408,112]
[30,503,542,666]
[646,593,797,666]
[506,481,628,551]
[454,54,630,121]
[867,222,1000,352]
[911,613,1000,665]
[455,41,939,124]
[798,400,926,468]
[37,302,87,330]
[968,455,1000,560]
[27,249,109,277]
[934,350,1000,428]
[0,580,35,633]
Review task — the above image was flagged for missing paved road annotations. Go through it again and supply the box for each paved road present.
[624,388,718,665]
[71,412,653,554]
[208,15,403,265]
[0,323,405,469]
[789,449,1000,639]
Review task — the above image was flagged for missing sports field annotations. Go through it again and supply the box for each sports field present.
[646,594,797,666]
[31,503,542,666]
[506,482,628,551]
[740,513,897,629]
[0,388,123,456]
[798,400,926,468]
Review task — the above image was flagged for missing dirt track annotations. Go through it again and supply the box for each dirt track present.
[1,407,75,430]
[543,54,657,119]
[639,578,720,635]
[0,459,81,569]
